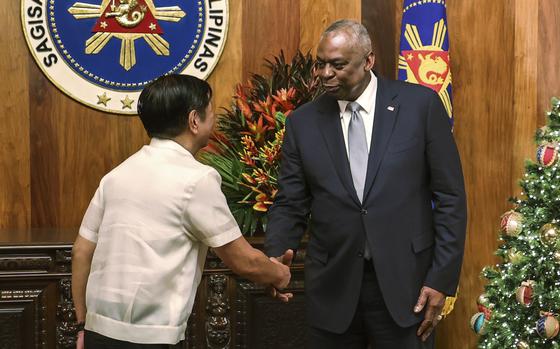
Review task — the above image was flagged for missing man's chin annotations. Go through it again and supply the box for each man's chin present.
[324,88,344,99]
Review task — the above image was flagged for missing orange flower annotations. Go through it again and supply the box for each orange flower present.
[240,150,256,167]
[253,192,273,212]
[236,97,252,119]
[261,143,279,164]
[252,168,270,184]
[253,97,277,127]
[234,84,244,98]
[274,128,285,143]
[241,173,257,185]
[241,135,258,156]
[272,88,296,111]
[242,116,270,143]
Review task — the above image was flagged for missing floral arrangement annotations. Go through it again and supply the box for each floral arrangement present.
[199,51,322,235]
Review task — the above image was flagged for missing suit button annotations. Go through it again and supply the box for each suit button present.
[361,209,367,215]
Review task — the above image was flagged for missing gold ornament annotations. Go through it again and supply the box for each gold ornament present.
[477,293,490,307]
[554,251,560,263]
[540,223,559,245]
[538,125,550,137]
[516,340,530,349]
[507,248,524,264]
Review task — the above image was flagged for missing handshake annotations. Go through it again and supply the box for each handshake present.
[267,249,294,303]
[213,239,294,303]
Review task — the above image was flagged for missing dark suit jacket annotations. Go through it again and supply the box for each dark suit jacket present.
[265,76,467,334]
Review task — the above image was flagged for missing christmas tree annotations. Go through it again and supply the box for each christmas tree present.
[472,98,560,348]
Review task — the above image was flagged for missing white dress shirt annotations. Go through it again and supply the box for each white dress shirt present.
[79,138,241,344]
[337,71,378,156]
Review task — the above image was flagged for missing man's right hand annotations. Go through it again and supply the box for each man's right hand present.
[268,249,294,302]
[213,238,294,301]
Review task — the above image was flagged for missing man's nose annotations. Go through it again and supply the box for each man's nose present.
[320,65,335,79]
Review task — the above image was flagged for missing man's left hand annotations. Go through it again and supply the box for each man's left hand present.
[414,286,446,342]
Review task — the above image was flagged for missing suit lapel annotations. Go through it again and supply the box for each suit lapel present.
[316,95,362,206]
[363,78,399,201]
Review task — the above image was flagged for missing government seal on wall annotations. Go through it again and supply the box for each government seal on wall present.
[21,0,229,114]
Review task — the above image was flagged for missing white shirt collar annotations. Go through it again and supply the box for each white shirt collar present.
[149,137,194,157]
[337,71,377,116]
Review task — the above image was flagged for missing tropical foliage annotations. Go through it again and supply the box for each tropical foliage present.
[199,51,322,235]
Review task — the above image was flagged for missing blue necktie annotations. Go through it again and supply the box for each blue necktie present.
[347,101,371,259]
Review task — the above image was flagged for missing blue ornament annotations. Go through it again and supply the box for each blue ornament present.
[536,313,559,339]
[470,312,486,335]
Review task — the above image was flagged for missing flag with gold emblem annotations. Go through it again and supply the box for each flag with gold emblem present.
[398,0,457,317]
[398,0,453,126]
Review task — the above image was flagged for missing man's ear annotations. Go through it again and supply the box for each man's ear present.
[365,52,375,71]
[187,109,199,134]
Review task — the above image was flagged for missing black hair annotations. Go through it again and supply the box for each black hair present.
[137,74,212,138]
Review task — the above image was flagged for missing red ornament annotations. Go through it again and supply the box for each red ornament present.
[516,280,535,307]
[476,293,493,319]
[537,143,558,167]
[500,211,523,237]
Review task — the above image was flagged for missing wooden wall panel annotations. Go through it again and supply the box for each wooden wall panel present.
[56,111,148,229]
[362,0,399,78]
[299,0,361,54]
[511,1,539,196]
[538,1,560,120]
[29,70,62,229]
[436,1,518,348]
[0,0,31,231]
[28,70,149,231]
[241,0,301,80]
[207,0,243,112]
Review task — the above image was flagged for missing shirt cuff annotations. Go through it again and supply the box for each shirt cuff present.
[201,226,242,248]
[79,226,98,243]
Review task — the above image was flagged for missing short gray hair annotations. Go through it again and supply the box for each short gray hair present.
[321,19,372,54]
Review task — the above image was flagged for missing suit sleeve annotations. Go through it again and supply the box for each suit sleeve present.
[265,116,311,257]
[423,92,467,296]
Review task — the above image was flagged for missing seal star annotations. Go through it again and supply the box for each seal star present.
[97,92,111,106]
[121,95,134,109]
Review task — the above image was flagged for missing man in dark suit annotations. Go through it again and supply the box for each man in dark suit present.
[265,19,467,348]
